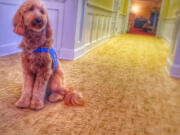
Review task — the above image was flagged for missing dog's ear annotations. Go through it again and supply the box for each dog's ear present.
[46,17,53,38]
[13,8,25,36]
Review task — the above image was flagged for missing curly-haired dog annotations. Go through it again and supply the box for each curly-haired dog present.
[13,0,84,110]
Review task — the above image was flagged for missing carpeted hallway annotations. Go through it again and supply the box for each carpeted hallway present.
[0,34,180,135]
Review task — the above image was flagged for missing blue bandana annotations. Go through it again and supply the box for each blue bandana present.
[33,48,58,72]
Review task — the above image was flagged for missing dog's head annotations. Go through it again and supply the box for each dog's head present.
[13,0,52,37]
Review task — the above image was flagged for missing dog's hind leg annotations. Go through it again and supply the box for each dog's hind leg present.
[48,65,66,103]
[48,64,84,106]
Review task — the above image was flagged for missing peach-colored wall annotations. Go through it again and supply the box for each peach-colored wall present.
[130,0,161,19]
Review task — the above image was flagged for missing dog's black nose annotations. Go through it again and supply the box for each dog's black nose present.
[34,18,42,24]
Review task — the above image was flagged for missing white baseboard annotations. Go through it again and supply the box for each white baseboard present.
[58,48,74,60]
[0,44,75,61]
[164,66,170,76]
[162,37,171,47]
[169,63,180,78]
[0,42,21,57]
[165,58,180,78]
[74,38,109,60]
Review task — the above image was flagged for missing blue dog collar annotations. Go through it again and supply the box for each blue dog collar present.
[33,47,58,72]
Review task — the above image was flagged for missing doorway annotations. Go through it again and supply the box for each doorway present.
[127,0,162,36]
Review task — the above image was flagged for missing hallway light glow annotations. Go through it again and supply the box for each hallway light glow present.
[131,5,139,13]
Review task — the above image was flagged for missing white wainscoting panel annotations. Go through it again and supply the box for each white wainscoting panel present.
[0,0,22,56]
[44,1,64,57]
[74,1,113,60]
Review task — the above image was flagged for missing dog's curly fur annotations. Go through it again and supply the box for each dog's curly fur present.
[13,0,84,110]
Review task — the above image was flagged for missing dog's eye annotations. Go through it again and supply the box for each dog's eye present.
[40,9,44,14]
[29,6,34,11]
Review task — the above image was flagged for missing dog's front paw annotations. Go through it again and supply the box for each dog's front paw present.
[30,98,44,110]
[16,96,30,108]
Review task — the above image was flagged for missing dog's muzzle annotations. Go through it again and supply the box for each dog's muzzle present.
[34,18,42,25]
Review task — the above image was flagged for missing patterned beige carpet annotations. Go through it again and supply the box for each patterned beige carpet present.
[0,34,180,135]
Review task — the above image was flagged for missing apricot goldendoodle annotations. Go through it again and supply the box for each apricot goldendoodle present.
[13,0,84,110]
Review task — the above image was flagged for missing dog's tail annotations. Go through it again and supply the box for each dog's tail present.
[63,87,85,106]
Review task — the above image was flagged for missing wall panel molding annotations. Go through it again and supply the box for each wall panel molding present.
[159,19,176,45]
[44,1,64,58]
[0,0,22,56]
[74,1,113,59]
